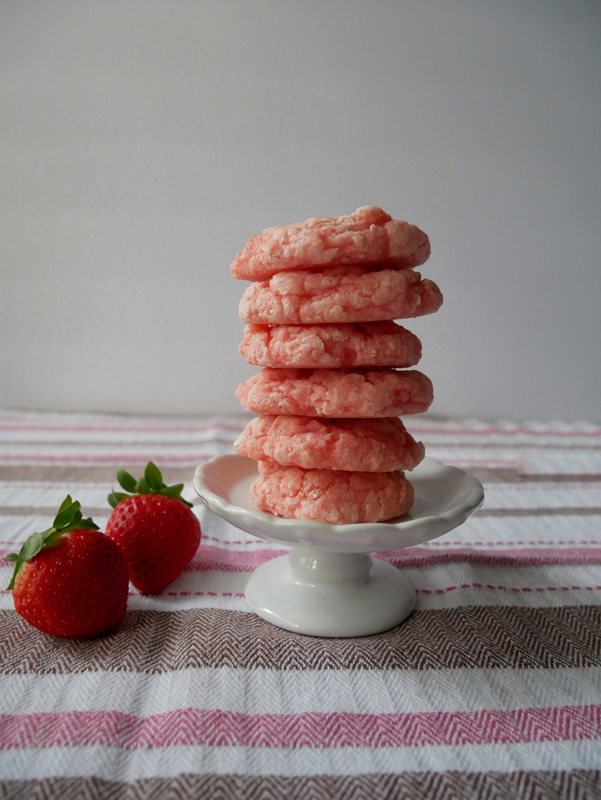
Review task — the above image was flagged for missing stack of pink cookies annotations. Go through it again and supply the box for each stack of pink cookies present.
[231,206,443,525]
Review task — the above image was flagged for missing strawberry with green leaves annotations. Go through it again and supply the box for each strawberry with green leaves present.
[6,497,129,638]
[106,462,201,595]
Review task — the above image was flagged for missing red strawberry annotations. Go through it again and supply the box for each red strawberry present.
[6,496,129,638]
[105,462,201,595]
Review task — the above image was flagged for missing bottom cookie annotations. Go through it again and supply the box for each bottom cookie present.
[252,461,414,525]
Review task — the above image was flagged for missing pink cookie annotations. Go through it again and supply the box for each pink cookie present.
[235,415,425,473]
[231,206,430,281]
[236,368,433,417]
[239,266,443,325]
[239,321,422,369]
[252,462,414,524]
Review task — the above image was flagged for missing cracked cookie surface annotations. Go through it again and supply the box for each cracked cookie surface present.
[231,205,430,281]
[236,368,433,417]
[239,321,422,369]
[235,415,425,472]
[252,461,415,524]
[239,266,443,325]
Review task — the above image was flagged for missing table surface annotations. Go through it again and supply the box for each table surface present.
[0,409,600,800]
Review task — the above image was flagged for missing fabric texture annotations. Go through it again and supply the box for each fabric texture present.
[0,409,600,799]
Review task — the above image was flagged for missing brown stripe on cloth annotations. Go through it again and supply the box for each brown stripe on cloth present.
[429,441,601,449]
[474,507,601,517]
[0,506,112,517]
[516,474,601,484]
[1,606,600,675]
[0,465,202,484]
[461,467,601,484]
[0,437,235,447]
[5,438,600,450]
[0,771,599,800]
[462,467,521,483]
[3,505,601,519]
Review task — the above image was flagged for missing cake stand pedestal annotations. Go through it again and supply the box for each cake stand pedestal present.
[193,455,484,638]
[245,549,415,637]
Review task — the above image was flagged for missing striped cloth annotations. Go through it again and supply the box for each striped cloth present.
[0,408,600,799]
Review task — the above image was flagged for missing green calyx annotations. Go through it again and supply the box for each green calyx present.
[4,496,99,591]
[108,461,193,510]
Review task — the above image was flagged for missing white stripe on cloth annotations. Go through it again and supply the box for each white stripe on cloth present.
[1,559,600,611]
[0,443,225,463]
[0,428,243,444]
[480,484,601,509]
[2,508,601,549]
[0,740,599,781]
[0,483,116,507]
[0,511,284,551]
[417,515,601,548]
[0,562,250,612]
[1,481,600,511]
[405,419,601,437]
[2,667,600,718]
[423,446,601,473]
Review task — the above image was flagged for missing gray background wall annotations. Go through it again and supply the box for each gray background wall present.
[1,0,600,420]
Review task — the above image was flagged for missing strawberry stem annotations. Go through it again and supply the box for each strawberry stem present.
[4,496,99,591]
[108,462,193,509]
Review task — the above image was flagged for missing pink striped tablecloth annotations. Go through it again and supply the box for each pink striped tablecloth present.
[0,408,600,799]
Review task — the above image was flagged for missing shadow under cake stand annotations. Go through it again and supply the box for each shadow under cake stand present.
[193,455,484,638]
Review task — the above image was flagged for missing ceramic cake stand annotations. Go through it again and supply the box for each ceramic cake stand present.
[193,455,484,638]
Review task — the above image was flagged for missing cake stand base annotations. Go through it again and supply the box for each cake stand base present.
[245,548,415,637]
[194,454,484,638]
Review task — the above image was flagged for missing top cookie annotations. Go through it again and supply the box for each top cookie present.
[231,206,431,281]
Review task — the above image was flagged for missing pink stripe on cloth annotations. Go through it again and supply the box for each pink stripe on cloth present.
[3,545,601,572]
[1,705,600,751]
[380,547,601,569]
[0,424,246,434]
[187,548,285,572]
[405,426,601,438]
[1,420,599,437]
[179,546,601,574]
[0,454,211,463]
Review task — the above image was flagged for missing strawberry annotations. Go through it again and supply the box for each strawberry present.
[105,462,201,595]
[5,496,129,638]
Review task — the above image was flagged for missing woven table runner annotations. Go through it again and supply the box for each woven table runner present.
[0,409,599,799]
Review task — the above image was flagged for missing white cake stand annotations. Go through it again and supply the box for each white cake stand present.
[193,455,484,638]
